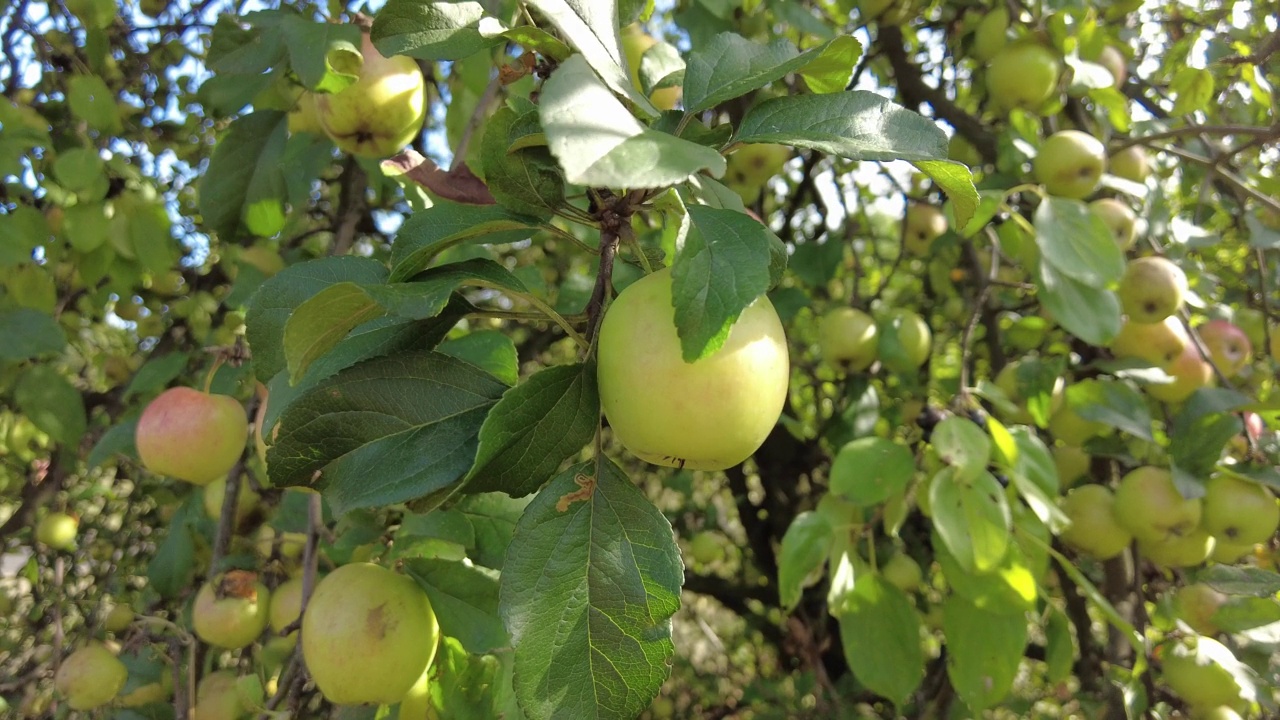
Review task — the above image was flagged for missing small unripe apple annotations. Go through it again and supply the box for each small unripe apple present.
[1172,583,1228,635]
[286,90,324,136]
[136,387,248,486]
[687,531,725,565]
[35,512,78,550]
[994,360,1064,425]
[193,571,270,649]
[1158,637,1245,711]
[1210,539,1254,564]
[303,562,440,705]
[884,309,932,370]
[103,601,134,633]
[315,33,427,158]
[1139,528,1215,568]
[1109,145,1151,183]
[193,670,245,720]
[1146,343,1213,404]
[723,144,790,205]
[1111,316,1188,366]
[1059,485,1131,560]
[1034,130,1107,199]
[970,6,1009,62]
[986,41,1061,113]
[1095,45,1128,87]
[1113,466,1201,543]
[1052,444,1091,488]
[1089,198,1137,250]
[54,641,128,710]
[1117,256,1188,324]
[202,476,261,526]
[902,204,947,256]
[268,576,305,650]
[621,24,681,111]
[881,553,923,592]
[1201,475,1278,546]
[818,307,878,371]
[597,267,790,471]
[1048,403,1109,447]
[1196,320,1252,377]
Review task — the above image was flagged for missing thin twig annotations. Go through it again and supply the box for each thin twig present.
[450,73,503,172]
[1109,123,1280,152]
[1146,143,1280,215]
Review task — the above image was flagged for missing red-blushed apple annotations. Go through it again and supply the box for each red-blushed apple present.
[54,641,128,710]
[1197,320,1252,377]
[1034,130,1107,199]
[193,571,270,649]
[1058,485,1132,560]
[1089,198,1137,250]
[986,41,1061,113]
[136,387,248,486]
[597,266,790,471]
[1113,466,1201,542]
[302,562,440,705]
[819,307,878,371]
[1118,256,1188,324]
[903,204,948,256]
[1146,342,1214,404]
[1200,475,1278,545]
[1110,145,1152,183]
[1110,315,1189,366]
[314,33,427,158]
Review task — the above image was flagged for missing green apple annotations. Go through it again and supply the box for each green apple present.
[1118,256,1188,324]
[54,641,128,710]
[1095,45,1128,88]
[193,671,245,720]
[994,359,1064,425]
[903,204,948,256]
[1196,320,1252,377]
[117,671,173,707]
[949,134,983,167]
[1034,130,1107,199]
[1113,466,1201,542]
[136,387,248,486]
[303,562,440,705]
[399,665,431,720]
[687,531,725,565]
[268,576,305,650]
[35,512,78,550]
[287,90,325,136]
[315,33,427,158]
[881,553,923,592]
[597,266,790,471]
[885,309,932,369]
[1139,527,1214,568]
[1146,343,1213,404]
[621,24,681,111]
[1231,307,1265,349]
[1173,583,1228,635]
[103,601,133,633]
[1110,316,1188,366]
[818,307,878,371]
[971,6,1009,62]
[202,476,261,526]
[1048,403,1109,447]
[193,572,271,649]
[1158,637,1246,711]
[1059,485,1132,560]
[1089,198,1137,250]
[1109,145,1151,183]
[1201,475,1278,546]
[986,41,1061,113]
[1052,444,1091,488]
[1210,539,1254,564]
[723,144,790,205]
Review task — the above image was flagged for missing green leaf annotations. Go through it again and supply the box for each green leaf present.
[437,330,518,386]
[933,531,1037,612]
[930,468,1011,573]
[207,14,286,75]
[0,206,46,265]
[1195,565,1280,597]
[280,17,363,92]
[1033,197,1125,286]
[87,418,138,469]
[829,437,916,506]
[671,205,780,361]
[388,202,542,282]
[481,107,565,220]
[943,595,1027,712]
[267,351,506,515]
[1007,428,1068,530]
[682,33,859,113]
[500,458,681,720]
[246,256,388,383]
[1044,606,1074,683]
[124,352,190,400]
[1211,597,1280,634]
[67,75,122,134]
[14,365,86,446]
[492,26,573,61]
[735,91,947,161]
[539,55,726,189]
[53,147,106,197]
[456,493,531,570]
[1035,259,1121,347]
[1170,408,1241,483]
[1066,378,1153,441]
[411,637,507,720]
[199,110,289,239]
[1170,67,1214,115]
[147,497,200,599]
[371,0,503,61]
[778,511,833,612]
[404,558,508,653]
[916,160,981,230]
[462,363,598,497]
[635,37,684,94]
[931,417,990,482]
[837,574,924,707]
[0,308,65,362]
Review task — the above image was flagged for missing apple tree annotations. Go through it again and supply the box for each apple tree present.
[1,0,1279,717]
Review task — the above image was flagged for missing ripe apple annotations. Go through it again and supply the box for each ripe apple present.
[1139,528,1214,568]
[1095,45,1128,87]
[885,309,932,369]
[193,571,270,649]
[1146,343,1213,404]
[35,512,78,550]
[193,670,245,720]
[903,204,948,256]
[399,666,431,720]
[1058,485,1132,560]
[687,531,725,565]
[303,562,440,705]
[986,41,1061,113]
[1110,316,1188,366]
[1201,475,1278,546]
[1052,444,1091,488]
[54,641,128,710]
[1089,198,1137,250]
[1211,539,1254,564]
[1173,583,1228,635]
[1158,637,1246,711]
[314,33,427,158]
[1034,130,1107,199]
[596,266,789,471]
[621,24,681,111]
[136,387,248,486]
[268,576,305,650]
[1113,466,1201,543]
[287,90,324,136]
[1117,256,1188,324]
[1109,145,1151,183]
[818,307,878,371]
[1197,320,1252,377]
[882,553,924,592]
[202,476,261,526]
[103,601,133,633]
[723,144,790,205]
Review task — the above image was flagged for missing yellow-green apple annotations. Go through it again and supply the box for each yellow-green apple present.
[314,33,426,158]
[1095,45,1128,87]
[949,134,983,166]
[54,641,128,710]
[1110,316,1188,366]
[268,576,304,650]
[723,144,790,205]
[1173,583,1228,635]
[1201,475,1278,546]
[1146,343,1213,404]
[1118,256,1188,324]
[971,6,1009,62]
[903,204,948,256]
[1211,539,1254,564]
[202,476,261,526]
[1048,403,1109,446]
[1089,198,1137,250]
[621,24,681,111]
[302,562,440,705]
[986,41,1061,113]
[1196,320,1252,377]
[117,669,173,707]
[818,307,878,371]
[1140,528,1215,568]
[193,571,270,649]
[1034,130,1107,199]
[103,601,133,633]
[1059,485,1132,560]
[287,90,324,136]
[994,360,1064,424]
[1158,637,1246,711]
[886,309,932,369]
[136,387,248,486]
[1052,444,1091,488]
[881,553,923,592]
[687,531,725,565]
[399,666,431,720]
[1113,466,1201,542]
[193,671,245,720]
[1110,145,1151,183]
[1231,307,1265,349]
[597,266,789,470]
[36,512,78,550]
